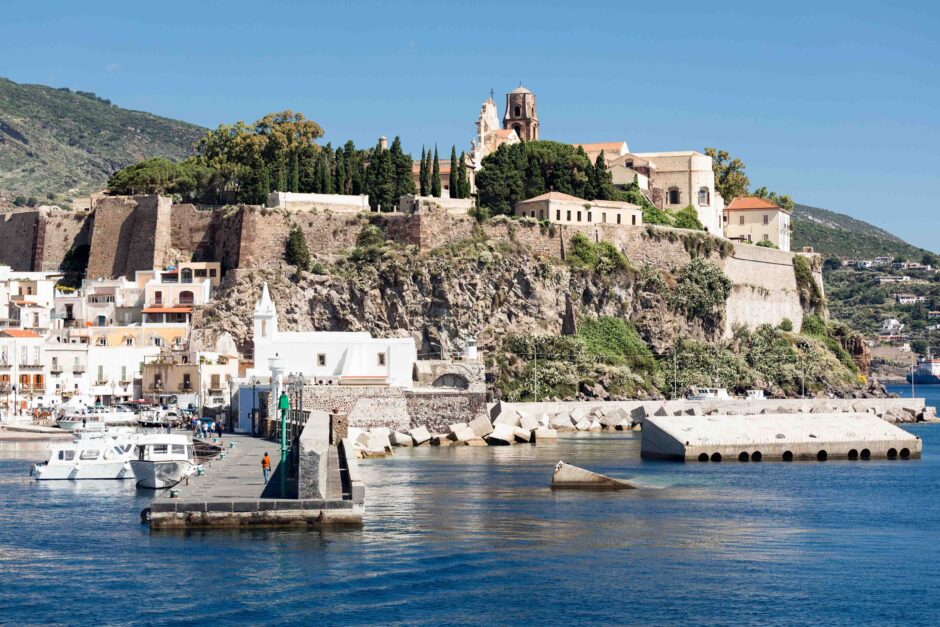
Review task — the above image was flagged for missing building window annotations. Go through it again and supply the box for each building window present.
[179,291,194,305]
[152,337,163,347]
[617,214,622,225]
[121,366,127,382]
[602,213,607,223]
[209,269,217,278]
[632,215,637,225]
[124,337,133,347]
[211,374,220,389]
[183,373,191,389]
[556,210,560,221]
[668,188,680,205]
[566,210,571,221]
[154,291,162,305]
[96,337,107,346]
[97,365,104,383]
[539,210,544,220]
[317,354,326,367]
[763,214,769,225]
[763,234,770,241]
[587,212,592,222]
[747,234,752,242]
[378,353,387,366]
[577,211,582,222]
[698,187,709,206]
[739,215,744,225]
[514,106,521,117]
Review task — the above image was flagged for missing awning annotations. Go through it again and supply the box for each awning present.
[142,307,193,314]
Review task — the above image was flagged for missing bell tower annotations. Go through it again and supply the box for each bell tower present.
[503,84,539,141]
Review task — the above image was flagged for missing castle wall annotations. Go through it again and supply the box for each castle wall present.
[0,210,40,271]
[35,210,93,272]
[86,196,172,279]
[722,244,808,336]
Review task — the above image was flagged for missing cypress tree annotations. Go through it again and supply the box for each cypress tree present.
[431,146,441,197]
[343,141,358,194]
[285,224,311,271]
[419,146,428,196]
[317,153,332,194]
[449,146,458,198]
[592,151,613,200]
[334,147,346,194]
[276,157,288,193]
[457,151,470,199]
[299,147,317,192]
[389,136,416,206]
[288,151,300,192]
[365,141,395,211]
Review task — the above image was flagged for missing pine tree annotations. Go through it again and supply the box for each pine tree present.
[285,224,311,271]
[419,146,428,196]
[431,146,441,197]
[449,146,458,198]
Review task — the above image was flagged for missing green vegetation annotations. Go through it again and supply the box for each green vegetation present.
[793,255,825,314]
[0,76,205,198]
[350,224,387,263]
[753,186,794,211]
[756,240,778,249]
[670,259,733,320]
[792,203,930,260]
[705,147,749,202]
[672,205,704,231]
[431,147,441,198]
[285,225,311,271]
[567,234,629,274]
[577,317,658,375]
[107,157,220,203]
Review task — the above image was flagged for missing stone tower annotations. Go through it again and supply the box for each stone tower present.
[503,85,539,141]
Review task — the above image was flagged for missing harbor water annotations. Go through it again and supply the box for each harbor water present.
[1,398,939,625]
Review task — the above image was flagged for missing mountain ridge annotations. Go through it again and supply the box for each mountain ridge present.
[792,202,932,260]
[0,76,205,201]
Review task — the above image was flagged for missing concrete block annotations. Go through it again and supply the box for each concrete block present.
[391,431,414,447]
[551,461,637,489]
[494,411,521,427]
[410,425,432,445]
[367,432,392,453]
[447,422,468,435]
[468,416,494,438]
[486,423,516,445]
[354,431,371,449]
[630,406,647,421]
[453,426,478,442]
[534,427,558,441]
[431,434,455,446]
[654,406,668,417]
[538,413,552,427]
[513,427,532,443]
[520,414,540,432]
[588,420,603,432]
[465,438,488,446]
[575,418,592,431]
[371,426,392,437]
[550,414,576,431]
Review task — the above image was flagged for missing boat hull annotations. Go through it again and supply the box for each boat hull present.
[32,461,134,481]
[131,460,195,489]
[906,373,940,385]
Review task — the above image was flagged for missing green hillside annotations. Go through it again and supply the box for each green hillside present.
[792,203,931,260]
[0,77,205,201]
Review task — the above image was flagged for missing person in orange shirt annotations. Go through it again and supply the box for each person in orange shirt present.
[261,452,271,483]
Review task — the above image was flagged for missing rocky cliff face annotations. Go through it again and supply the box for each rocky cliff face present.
[200,245,718,361]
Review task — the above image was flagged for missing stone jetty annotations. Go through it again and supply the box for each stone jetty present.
[147,417,363,529]
[641,413,923,462]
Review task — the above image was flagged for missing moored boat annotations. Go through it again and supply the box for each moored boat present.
[687,387,733,401]
[906,358,940,385]
[57,408,139,432]
[130,434,196,489]
[31,431,137,480]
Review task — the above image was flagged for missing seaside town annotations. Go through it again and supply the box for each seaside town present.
[1,3,938,622]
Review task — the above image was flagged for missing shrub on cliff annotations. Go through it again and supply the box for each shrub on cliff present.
[756,240,778,249]
[670,259,732,320]
[285,224,311,271]
[567,234,629,274]
[793,255,825,314]
[664,338,754,396]
[350,224,386,263]
[672,205,704,231]
[577,317,659,376]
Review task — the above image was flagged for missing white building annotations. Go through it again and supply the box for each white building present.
[880,319,905,335]
[248,284,417,388]
[631,151,725,235]
[0,329,47,413]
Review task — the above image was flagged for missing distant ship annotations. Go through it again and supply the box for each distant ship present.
[907,358,940,384]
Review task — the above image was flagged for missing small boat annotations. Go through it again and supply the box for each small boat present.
[31,431,137,480]
[57,408,139,432]
[131,433,196,489]
[745,389,766,400]
[687,387,733,401]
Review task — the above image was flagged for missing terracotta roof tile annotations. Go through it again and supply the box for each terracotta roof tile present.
[1,329,42,338]
[725,196,784,211]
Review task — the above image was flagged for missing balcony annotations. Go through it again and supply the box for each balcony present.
[178,385,194,393]
[50,366,64,374]
[208,387,224,394]
[0,362,10,370]
[73,366,86,374]
[19,362,43,370]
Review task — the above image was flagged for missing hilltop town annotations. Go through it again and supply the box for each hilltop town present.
[0,86,877,426]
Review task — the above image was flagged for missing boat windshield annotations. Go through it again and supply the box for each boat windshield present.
[58,450,75,461]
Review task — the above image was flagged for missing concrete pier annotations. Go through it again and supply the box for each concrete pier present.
[641,413,923,462]
[147,428,363,530]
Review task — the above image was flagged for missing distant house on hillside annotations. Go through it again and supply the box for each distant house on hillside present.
[723,196,792,251]
[514,191,642,227]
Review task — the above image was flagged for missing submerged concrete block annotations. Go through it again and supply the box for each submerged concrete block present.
[486,423,516,445]
[550,414,575,431]
[513,427,532,443]
[588,420,603,432]
[551,461,637,489]
[447,422,468,435]
[453,426,478,442]
[520,414,540,432]
[534,427,558,441]
[575,418,592,431]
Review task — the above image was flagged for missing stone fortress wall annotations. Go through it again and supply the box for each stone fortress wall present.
[1,197,821,336]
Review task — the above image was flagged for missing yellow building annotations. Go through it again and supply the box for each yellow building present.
[723,196,792,251]
[514,192,642,227]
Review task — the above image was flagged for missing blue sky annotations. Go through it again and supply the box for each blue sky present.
[2,0,938,250]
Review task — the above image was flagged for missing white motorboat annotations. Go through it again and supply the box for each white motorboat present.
[31,431,137,480]
[130,433,196,489]
[57,408,139,432]
[687,387,733,401]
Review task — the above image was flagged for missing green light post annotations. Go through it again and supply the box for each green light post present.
[278,391,289,497]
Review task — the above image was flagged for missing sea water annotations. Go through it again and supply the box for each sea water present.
[1,403,939,625]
